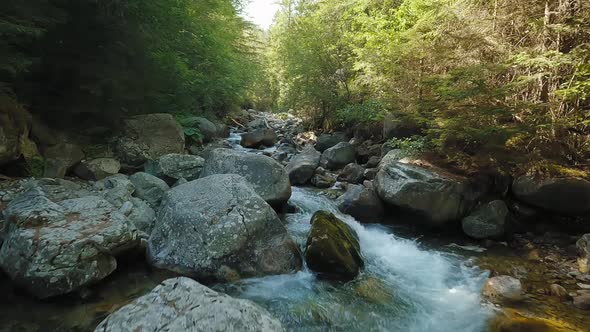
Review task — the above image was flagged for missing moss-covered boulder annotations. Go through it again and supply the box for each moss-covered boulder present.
[304,210,363,280]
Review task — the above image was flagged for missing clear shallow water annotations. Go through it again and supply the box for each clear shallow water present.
[218,187,493,332]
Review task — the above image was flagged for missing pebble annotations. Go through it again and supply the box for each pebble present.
[549,284,568,299]
[577,283,590,290]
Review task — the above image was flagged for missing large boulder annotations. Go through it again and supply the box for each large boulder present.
[144,153,204,183]
[43,142,84,178]
[200,149,291,206]
[482,275,524,304]
[181,116,219,143]
[93,174,135,208]
[320,142,356,171]
[304,210,363,280]
[337,184,385,223]
[116,113,185,166]
[74,158,121,180]
[461,200,509,239]
[337,163,365,184]
[95,277,285,332]
[375,161,478,226]
[129,172,170,208]
[0,185,138,298]
[512,175,590,215]
[577,234,590,273]
[240,128,278,148]
[148,174,301,281]
[315,132,347,152]
[286,146,321,185]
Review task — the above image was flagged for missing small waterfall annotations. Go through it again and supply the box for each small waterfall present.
[222,187,493,332]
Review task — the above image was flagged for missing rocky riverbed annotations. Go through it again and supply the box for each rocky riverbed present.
[0,109,589,331]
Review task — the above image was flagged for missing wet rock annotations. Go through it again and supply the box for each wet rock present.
[116,113,185,166]
[337,163,365,184]
[549,284,568,299]
[148,174,301,281]
[95,277,285,332]
[488,310,572,332]
[462,200,509,239]
[375,162,478,227]
[240,128,278,148]
[129,172,170,208]
[337,184,385,223]
[320,142,356,170]
[200,148,291,206]
[573,293,590,310]
[311,173,336,189]
[482,275,524,304]
[304,210,363,280]
[286,146,321,185]
[144,153,204,182]
[0,185,138,298]
[577,234,590,273]
[43,143,84,178]
[315,132,347,152]
[74,158,121,180]
[512,175,590,215]
[353,276,392,304]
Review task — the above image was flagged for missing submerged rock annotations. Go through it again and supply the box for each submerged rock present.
[200,148,291,206]
[286,146,321,185]
[144,153,204,182]
[488,310,573,332]
[320,142,356,170]
[240,128,278,148]
[0,185,138,298]
[461,200,509,239]
[74,158,121,180]
[336,184,385,223]
[116,113,185,166]
[129,172,170,208]
[375,161,477,226]
[512,175,590,215]
[304,210,363,280]
[482,275,524,304]
[94,277,285,332]
[148,174,301,281]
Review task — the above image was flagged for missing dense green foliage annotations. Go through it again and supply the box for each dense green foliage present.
[261,0,590,172]
[1,0,258,128]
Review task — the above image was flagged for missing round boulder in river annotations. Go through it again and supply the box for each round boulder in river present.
[200,148,291,206]
[148,174,301,281]
[144,153,205,182]
[94,277,285,332]
[320,142,356,170]
[240,128,278,149]
[0,185,138,298]
[482,275,524,304]
[375,161,479,227]
[315,132,347,152]
[337,184,385,223]
[305,210,363,280]
[461,200,509,239]
[286,146,321,185]
[512,175,590,215]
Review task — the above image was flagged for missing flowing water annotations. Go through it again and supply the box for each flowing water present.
[218,187,493,332]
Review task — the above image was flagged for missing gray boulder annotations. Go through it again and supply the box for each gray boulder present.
[315,132,347,152]
[375,162,477,226]
[0,186,138,298]
[148,174,301,281]
[187,116,219,143]
[127,197,156,238]
[129,172,170,207]
[337,184,385,223]
[43,143,84,178]
[94,174,135,208]
[482,275,524,304]
[94,277,285,332]
[286,146,321,185]
[145,153,204,182]
[74,158,121,180]
[200,149,291,206]
[320,142,356,170]
[462,200,509,239]
[240,128,278,148]
[512,175,590,215]
[338,163,365,184]
[116,113,185,166]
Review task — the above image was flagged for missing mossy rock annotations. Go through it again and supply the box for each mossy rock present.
[304,210,363,280]
[488,310,576,332]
